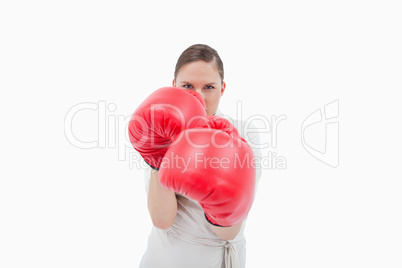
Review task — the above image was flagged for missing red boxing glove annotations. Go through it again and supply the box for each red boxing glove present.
[159,116,256,227]
[128,87,206,170]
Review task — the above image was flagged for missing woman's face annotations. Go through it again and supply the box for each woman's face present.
[173,60,226,116]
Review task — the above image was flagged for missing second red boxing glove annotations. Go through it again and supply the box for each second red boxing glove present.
[159,116,256,227]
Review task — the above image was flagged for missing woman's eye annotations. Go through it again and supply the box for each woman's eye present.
[205,86,214,90]
[183,85,192,89]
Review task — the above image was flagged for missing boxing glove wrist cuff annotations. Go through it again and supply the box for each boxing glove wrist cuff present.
[144,160,159,171]
[204,213,230,228]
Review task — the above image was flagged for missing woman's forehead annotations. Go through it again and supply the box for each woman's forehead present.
[177,61,221,81]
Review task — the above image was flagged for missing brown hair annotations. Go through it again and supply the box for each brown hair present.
[174,44,224,83]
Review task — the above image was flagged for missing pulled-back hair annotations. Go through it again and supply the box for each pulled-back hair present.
[174,44,224,82]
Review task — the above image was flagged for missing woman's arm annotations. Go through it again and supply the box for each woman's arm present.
[147,169,177,229]
[210,222,243,241]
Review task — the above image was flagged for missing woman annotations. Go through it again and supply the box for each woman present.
[139,44,262,268]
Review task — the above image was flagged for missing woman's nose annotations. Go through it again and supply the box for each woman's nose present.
[192,88,201,97]
[193,88,201,94]
[193,89,207,106]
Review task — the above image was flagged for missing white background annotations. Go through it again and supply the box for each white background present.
[1,0,401,267]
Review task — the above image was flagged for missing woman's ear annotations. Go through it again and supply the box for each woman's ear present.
[221,82,226,96]
[172,79,176,87]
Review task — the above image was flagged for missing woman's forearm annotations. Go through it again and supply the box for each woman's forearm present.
[147,169,177,229]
